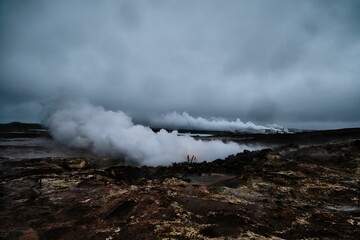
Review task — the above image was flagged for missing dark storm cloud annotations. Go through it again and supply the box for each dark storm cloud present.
[1,0,359,128]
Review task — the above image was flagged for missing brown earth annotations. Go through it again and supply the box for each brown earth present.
[0,123,359,239]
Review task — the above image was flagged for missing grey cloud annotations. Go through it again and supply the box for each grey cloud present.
[0,0,359,129]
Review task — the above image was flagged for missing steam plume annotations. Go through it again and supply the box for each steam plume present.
[46,103,249,166]
[151,112,286,133]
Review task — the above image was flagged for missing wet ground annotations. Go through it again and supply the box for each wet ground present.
[0,123,359,239]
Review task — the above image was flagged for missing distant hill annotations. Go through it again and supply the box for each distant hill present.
[0,122,49,138]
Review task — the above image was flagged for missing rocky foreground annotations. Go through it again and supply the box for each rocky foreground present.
[1,136,359,239]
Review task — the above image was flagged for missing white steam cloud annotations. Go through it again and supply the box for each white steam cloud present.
[46,103,249,166]
[151,112,286,133]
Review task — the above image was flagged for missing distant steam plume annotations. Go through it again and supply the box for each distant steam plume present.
[46,103,250,166]
[151,112,286,133]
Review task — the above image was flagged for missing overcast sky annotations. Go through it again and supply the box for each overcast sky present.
[1,0,359,129]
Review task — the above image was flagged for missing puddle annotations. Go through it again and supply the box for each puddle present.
[0,138,94,160]
[188,173,234,185]
[177,133,214,137]
[325,205,360,212]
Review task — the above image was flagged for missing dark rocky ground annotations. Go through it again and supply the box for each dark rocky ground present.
[0,123,359,239]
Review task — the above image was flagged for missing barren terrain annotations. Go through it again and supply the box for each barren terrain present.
[0,123,359,239]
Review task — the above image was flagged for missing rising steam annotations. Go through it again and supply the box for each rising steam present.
[151,112,286,133]
[46,103,250,166]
